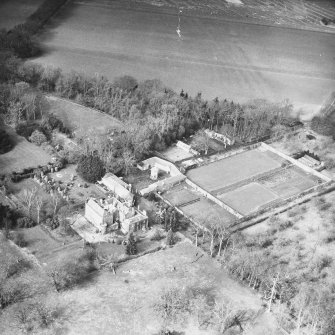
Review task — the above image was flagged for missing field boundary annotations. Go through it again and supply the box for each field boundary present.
[84,1,335,35]
[45,95,123,130]
[185,179,243,218]
[260,143,331,182]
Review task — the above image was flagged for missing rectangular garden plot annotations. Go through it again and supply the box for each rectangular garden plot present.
[187,148,282,193]
[181,197,236,224]
[218,182,279,215]
[163,184,200,207]
[259,166,318,198]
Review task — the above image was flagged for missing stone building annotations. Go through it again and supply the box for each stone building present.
[96,173,134,206]
[85,196,148,235]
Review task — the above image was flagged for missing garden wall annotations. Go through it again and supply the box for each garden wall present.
[260,142,331,182]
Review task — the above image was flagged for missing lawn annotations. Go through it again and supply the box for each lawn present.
[187,148,282,193]
[218,182,279,215]
[0,127,52,174]
[44,96,122,135]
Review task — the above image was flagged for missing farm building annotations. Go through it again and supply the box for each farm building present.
[96,173,134,206]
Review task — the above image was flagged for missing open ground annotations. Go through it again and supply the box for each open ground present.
[44,96,122,135]
[45,241,279,335]
[0,126,52,174]
[0,0,44,29]
[34,0,335,118]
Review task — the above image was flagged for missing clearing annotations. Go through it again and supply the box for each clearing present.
[44,95,122,135]
[0,126,52,174]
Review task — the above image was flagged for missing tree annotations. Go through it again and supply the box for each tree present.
[113,75,138,92]
[50,193,60,218]
[0,129,13,154]
[154,288,190,331]
[212,299,249,334]
[122,149,136,176]
[35,196,43,224]
[29,129,47,146]
[22,187,37,217]
[76,155,105,183]
[215,218,232,259]
[166,229,174,246]
[191,129,210,154]
[126,233,137,255]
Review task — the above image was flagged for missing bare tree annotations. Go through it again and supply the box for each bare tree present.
[50,193,59,217]
[153,287,190,331]
[122,149,136,176]
[264,272,280,312]
[213,298,249,334]
[215,218,232,258]
[191,129,211,155]
[22,187,37,217]
[35,196,43,224]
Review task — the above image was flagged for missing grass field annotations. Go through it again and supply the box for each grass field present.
[44,96,122,135]
[218,182,279,215]
[34,0,335,117]
[187,148,282,193]
[0,127,52,174]
[0,0,43,29]
[51,241,279,334]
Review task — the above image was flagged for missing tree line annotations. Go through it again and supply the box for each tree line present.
[0,51,297,176]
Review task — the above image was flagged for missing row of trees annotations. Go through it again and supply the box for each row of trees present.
[0,0,68,58]
[154,286,251,334]
[0,50,297,176]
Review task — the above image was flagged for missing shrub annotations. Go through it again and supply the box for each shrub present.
[315,255,332,273]
[125,233,137,255]
[29,129,47,146]
[45,216,60,230]
[16,217,34,228]
[278,221,293,231]
[76,155,105,183]
[59,218,76,236]
[150,229,163,241]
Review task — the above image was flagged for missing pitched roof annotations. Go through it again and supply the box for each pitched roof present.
[86,198,105,217]
[101,173,132,201]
